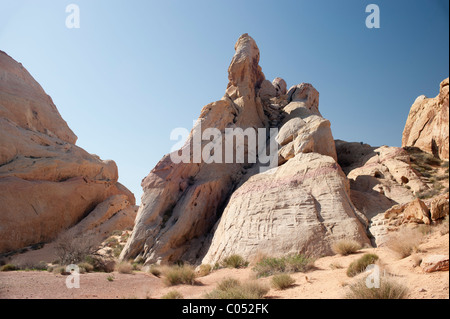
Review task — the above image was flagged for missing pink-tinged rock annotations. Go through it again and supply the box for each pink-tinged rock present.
[421,255,449,273]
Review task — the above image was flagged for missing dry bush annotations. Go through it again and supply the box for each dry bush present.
[54,232,98,265]
[204,278,269,299]
[197,264,212,277]
[386,228,423,258]
[346,275,409,299]
[439,216,449,235]
[148,265,161,277]
[116,261,133,274]
[161,290,184,299]
[162,264,197,286]
[331,239,362,256]
[221,255,249,269]
[271,274,295,290]
[346,254,379,277]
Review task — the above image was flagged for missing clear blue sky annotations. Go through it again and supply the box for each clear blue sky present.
[1,0,448,204]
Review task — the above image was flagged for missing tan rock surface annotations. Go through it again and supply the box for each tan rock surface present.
[421,255,449,273]
[402,78,449,160]
[202,152,371,265]
[0,51,135,254]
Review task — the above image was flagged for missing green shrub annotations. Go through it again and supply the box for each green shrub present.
[271,274,295,290]
[253,254,314,278]
[346,254,379,277]
[221,255,249,269]
[107,275,114,282]
[346,276,408,299]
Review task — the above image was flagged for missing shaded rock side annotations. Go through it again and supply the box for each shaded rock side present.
[402,78,449,160]
[0,51,135,254]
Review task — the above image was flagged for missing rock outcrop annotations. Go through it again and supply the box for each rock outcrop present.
[402,78,449,160]
[0,51,136,254]
[122,34,370,265]
[335,140,429,246]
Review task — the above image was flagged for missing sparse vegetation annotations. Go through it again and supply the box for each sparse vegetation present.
[204,278,269,299]
[149,265,161,277]
[0,264,16,272]
[116,261,133,274]
[162,264,197,286]
[107,275,114,282]
[271,274,295,290]
[331,239,362,256]
[221,254,249,269]
[78,262,94,273]
[439,216,449,235]
[197,264,213,277]
[54,232,98,265]
[346,275,409,299]
[253,253,315,278]
[346,253,379,277]
[386,228,423,258]
[162,290,184,299]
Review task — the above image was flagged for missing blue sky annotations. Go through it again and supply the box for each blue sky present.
[1,0,448,204]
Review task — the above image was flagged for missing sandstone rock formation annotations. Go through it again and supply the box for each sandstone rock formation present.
[0,51,136,254]
[335,140,429,246]
[202,153,370,264]
[402,78,449,160]
[122,34,370,265]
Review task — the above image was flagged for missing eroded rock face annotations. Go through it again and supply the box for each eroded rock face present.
[402,78,449,160]
[202,153,371,265]
[0,51,136,254]
[122,34,369,265]
[335,140,428,246]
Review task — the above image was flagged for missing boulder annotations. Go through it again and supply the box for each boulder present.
[430,193,449,221]
[402,78,449,160]
[421,255,449,273]
[272,77,287,96]
[384,198,431,225]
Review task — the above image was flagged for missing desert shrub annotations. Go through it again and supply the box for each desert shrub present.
[107,275,114,282]
[386,228,423,258]
[271,274,295,290]
[253,254,314,278]
[346,275,408,299]
[221,255,249,269]
[149,265,161,277]
[116,261,133,274]
[162,264,197,286]
[78,262,94,273]
[84,255,115,273]
[197,264,213,277]
[55,232,98,265]
[15,261,48,271]
[162,290,184,299]
[416,224,433,235]
[439,216,449,235]
[331,239,362,256]
[346,254,379,277]
[204,278,269,299]
[0,264,16,272]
